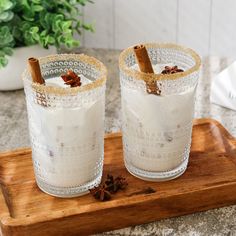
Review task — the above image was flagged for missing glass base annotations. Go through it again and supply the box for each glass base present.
[124,158,188,182]
[35,173,102,198]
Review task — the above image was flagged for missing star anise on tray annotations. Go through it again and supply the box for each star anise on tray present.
[89,174,128,201]
[105,174,128,193]
[61,70,82,87]
[161,65,184,74]
[89,185,111,201]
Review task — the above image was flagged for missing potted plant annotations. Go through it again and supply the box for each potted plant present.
[0,0,93,90]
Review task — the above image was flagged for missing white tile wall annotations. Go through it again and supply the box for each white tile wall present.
[114,0,178,49]
[82,0,236,57]
[178,0,212,56]
[210,0,236,57]
[83,0,114,48]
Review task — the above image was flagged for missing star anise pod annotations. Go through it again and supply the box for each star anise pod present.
[105,174,128,193]
[89,185,111,201]
[90,174,128,201]
[61,70,82,87]
[105,174,117,193]
[161,65,184,74]
[114,175,128,190]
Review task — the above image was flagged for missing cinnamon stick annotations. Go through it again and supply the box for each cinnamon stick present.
[28,57,45,84]
[134,45,154,73]
[134,45,160,95]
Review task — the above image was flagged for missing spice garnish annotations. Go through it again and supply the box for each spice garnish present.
[161,65,184,74]
[133,44,159,95]
[28,57,45,85]
[89,185,111,201]
[89,174,128,201]
[61,70,82,87]
[105,174,128,193]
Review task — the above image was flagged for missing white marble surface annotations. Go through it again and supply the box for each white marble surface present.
[0,49,235,235]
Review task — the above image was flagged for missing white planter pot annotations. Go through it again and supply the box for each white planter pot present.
[0,45,56,91]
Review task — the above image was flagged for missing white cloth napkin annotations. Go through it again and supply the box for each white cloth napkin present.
[210,61,236,111]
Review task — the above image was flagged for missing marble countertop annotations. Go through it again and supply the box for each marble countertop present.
[0,48,235,235]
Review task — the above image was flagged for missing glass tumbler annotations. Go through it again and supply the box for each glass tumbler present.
[119,43,201,181]
[23,54,107,197]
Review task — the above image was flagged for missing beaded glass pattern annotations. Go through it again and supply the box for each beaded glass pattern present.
[119,43,201,181]
[23,54,107,197]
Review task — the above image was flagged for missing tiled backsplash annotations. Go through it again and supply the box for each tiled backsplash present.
[80,0,236,58]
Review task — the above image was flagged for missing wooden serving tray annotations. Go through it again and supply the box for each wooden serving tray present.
[0,119,236,236]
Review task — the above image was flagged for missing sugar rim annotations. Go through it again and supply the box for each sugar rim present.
[22,53,107,95]
[119,43,201,81]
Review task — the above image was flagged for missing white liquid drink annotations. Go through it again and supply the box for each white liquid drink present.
[23,54,107,197]
[29,76,104,190]
[119,44,201,182]
[122,65,195,172]
[28,76,104,193]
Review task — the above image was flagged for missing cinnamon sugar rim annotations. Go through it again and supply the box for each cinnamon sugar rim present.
[22,54,107,95]
[119,43,201,81]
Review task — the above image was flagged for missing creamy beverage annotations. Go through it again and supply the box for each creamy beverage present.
[23,54,107,197]
[28,76,104,188]
[119,44,201,181]
[122,65,195,172]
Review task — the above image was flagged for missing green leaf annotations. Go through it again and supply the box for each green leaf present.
[20,21,31,31]
[0,12,8,20]
[82,23,94,32]
[0,26,14,46]
[55,14,64,21]
[12,26,21,39]
[45,13,52,26]
[40,30,47,37]
[69,0,77,4]
[32,0,41,4]
[32,5,44,12]
[31,32,40,41]
[0,11,14,22]
[71,40,80,47]
[2,47,13,56]
[61,21,72,31]
[52,20,61,32]
[0,0,13,12]
[47,35,55,44]
[57,35,65,44]
[22,12,35,21]
[3,11,13,21]
[39,11,47,28]
[0,56,8,68]
[0,51,5,57]
[21,0,31,10]
[76,21,81,28]
[30,26,39,34]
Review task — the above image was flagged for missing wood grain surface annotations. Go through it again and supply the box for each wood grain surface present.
[0,118,236,236]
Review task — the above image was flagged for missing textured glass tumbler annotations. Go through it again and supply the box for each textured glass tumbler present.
[119,43,201,181]
[23,54,107,197]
